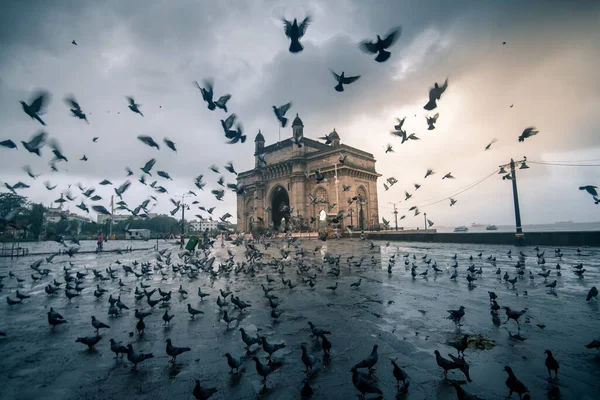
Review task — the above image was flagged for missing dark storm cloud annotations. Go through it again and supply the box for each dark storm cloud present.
[0,0,599,224]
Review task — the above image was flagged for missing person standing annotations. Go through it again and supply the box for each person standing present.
[203,228,210,249]
[97,232,103,251]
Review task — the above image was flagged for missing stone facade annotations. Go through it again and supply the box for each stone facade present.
[236,114,381,232]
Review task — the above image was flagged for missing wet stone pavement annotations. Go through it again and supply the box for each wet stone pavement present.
[0,238,599,400]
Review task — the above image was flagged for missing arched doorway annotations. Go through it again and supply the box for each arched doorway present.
[318,209,327,229]
[270,185,290,231]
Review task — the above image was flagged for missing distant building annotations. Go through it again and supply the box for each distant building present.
[44,203,93,224]
[237,114,381,232]
[97,212,158,224]
[126,229,151,240]
[189,219,220,232]
[44,207,64,223]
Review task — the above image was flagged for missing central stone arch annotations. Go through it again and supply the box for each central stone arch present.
[270,185,290,231]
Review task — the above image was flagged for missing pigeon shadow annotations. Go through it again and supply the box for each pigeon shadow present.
[229,371,244,387]
[168,363,184,379]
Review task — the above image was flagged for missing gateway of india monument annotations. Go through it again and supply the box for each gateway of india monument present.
[236,114,381,233]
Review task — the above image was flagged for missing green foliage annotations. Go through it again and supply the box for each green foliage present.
[0,192,28,217]
[29,203,45,240]
[1,192,182,239]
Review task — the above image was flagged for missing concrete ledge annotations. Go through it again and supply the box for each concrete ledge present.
[365,231,600,247]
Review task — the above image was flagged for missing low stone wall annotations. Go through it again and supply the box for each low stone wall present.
[365,231,600,247]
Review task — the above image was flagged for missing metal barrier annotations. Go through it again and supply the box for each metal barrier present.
[0,242,30,258]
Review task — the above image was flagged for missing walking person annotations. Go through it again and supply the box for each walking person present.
[96,232,103,251]
[203,228,210,249]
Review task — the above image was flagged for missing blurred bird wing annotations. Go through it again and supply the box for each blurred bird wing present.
[64,96,80,110]
[330,69,341,81]
[215,94,231,107]
[202,79,214,93]
[279,102,292,115]
[282,18,293,36]
[29,131,48,147]
[30,91,50,113]
[298,15,312,38]
[143,158,156,170]
[439,78,449,93]
[223,113,237,129]
[126,96,135,105]
[342,75,360,84]
[359,40,378,54]
[382,26,402,48]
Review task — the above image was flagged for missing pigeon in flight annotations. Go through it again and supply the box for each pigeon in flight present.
[72,40,77,45]
[126,96,143,116]
[518,127,538,142]
[424,79,448,110]
[137,135,160,150]
[282,15,312,53]
[485,138,498,150]
[227,123,246,144]
[330,70,360,92]
[273,102,293,127]
[0,139,17,149]
[579,185,597,196]
[424,169,434,179]
[394,117,405,131]
[443,172,455,179]
[426,113,439,130]
[195,80,217,110]
[163,138,177,152]
[359,26,402,63]
[20,90,51,126]
[214,94,231,112]
[64,96,89,124]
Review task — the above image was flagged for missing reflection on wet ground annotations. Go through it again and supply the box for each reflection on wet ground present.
[0,238,599,399]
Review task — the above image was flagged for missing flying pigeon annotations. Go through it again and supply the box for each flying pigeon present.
[518,127,538,142]
[424,79,448,110]
[359,26,402,63]
[126,96,143,116]
[20,90,51,126]
[282,15,312,53]
[330,70,360,92]
[273,102,293,127]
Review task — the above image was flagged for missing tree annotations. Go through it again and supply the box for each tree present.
[29,203,45,240]
[0,193,27,218]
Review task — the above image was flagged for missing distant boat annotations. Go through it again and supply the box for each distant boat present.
[454,226,469,232]
[486,225,498,231]
[471,223,483,227]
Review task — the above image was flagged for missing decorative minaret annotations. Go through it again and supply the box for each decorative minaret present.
[292,113,304,141]
[254,130,265,168]
[329,128,340,146]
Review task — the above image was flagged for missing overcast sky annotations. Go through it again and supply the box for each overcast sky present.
[1,0,599,228]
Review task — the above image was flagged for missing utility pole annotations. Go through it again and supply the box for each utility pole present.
[499,157,528,246]
[423,212,427,230]
[387,201,399,231]
[333,163,340,214]
[180,194,187,249]
[109,195,114,240]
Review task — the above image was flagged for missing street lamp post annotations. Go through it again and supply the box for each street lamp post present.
[423,212,427,230]
[179,194,189,249]
[387,201,399,231]
[499,157,528,246]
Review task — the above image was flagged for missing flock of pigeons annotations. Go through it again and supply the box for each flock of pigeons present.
[2,232,599,399]
[0,9,599,400]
